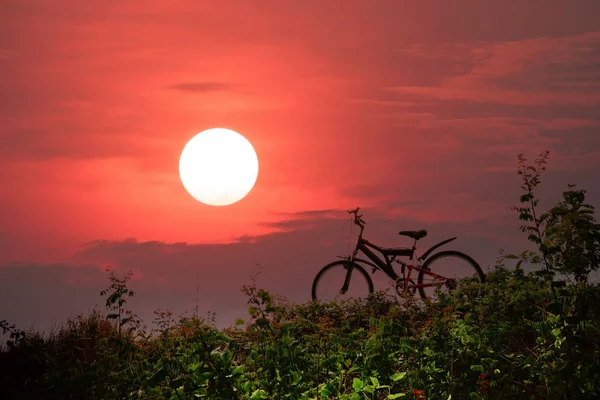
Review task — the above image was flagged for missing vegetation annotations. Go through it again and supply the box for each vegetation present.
[1,150,599,399]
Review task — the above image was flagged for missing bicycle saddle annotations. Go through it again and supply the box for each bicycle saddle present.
[398,230,427,240]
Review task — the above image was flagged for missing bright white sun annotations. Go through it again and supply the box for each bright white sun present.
[179,128,259,206]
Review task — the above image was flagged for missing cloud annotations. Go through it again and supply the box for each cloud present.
[539,125,600,156]
[0,263,107,336]
[168,82,234,92]
[1,210,517,337]
[386,32,600,106]
[336,32,600,188]
[261,209,343,230]
[0,128,154,161]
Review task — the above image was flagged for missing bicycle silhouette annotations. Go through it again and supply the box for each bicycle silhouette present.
[312,208,485,303]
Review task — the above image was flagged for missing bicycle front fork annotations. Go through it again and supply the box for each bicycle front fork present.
[339,259,355,294]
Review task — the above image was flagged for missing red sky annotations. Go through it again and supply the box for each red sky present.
[2,0,600,333]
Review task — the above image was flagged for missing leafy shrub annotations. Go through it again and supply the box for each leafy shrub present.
[1,150,599,399]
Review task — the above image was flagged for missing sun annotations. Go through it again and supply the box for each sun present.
[179,128,259,206]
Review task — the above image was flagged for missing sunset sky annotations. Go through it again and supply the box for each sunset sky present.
[2,0,600,334]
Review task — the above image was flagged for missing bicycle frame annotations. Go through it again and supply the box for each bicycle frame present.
[339,221,456,294]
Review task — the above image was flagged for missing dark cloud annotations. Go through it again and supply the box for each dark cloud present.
[384,33,600,107]
[1,211,517,338]
[169,82,234,93]
[0,263,106,341]
[0,128,150,161]
[539,125,600,156]
[260,209,343,230]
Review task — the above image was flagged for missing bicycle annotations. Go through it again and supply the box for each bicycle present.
[311,207,485,303]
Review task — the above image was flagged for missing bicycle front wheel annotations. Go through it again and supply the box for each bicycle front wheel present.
[312,260,374,303]
[417,250,485,300]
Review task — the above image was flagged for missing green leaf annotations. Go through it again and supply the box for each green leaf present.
[353,378,364,391]
[235,318,245,326]
[250,389,268,400]
[348,366,361,374]
[230,365,244,377]
[390,372,407,382]
[291,370,300,385]
[470,364,484,372]
[320,382,335,397]
[551,328,562,337]
[388,394,406,399]
[240,381,252,394]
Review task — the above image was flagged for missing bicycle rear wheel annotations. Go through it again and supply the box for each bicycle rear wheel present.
[312,260,374,303]
[417,250,485,300]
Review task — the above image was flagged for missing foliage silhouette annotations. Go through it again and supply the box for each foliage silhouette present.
[507,150,600,286]
[0,150,599,399]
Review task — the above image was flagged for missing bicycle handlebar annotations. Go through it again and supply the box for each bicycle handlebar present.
[347,207,366,226]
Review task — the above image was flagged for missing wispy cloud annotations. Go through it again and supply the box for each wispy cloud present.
[168,82,234,92]
[1,210,517,335]
[386,32,600,106]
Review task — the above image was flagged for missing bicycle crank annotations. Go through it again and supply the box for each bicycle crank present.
[395,279,417,297]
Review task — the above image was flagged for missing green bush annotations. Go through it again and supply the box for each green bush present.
[1,150,599,399]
